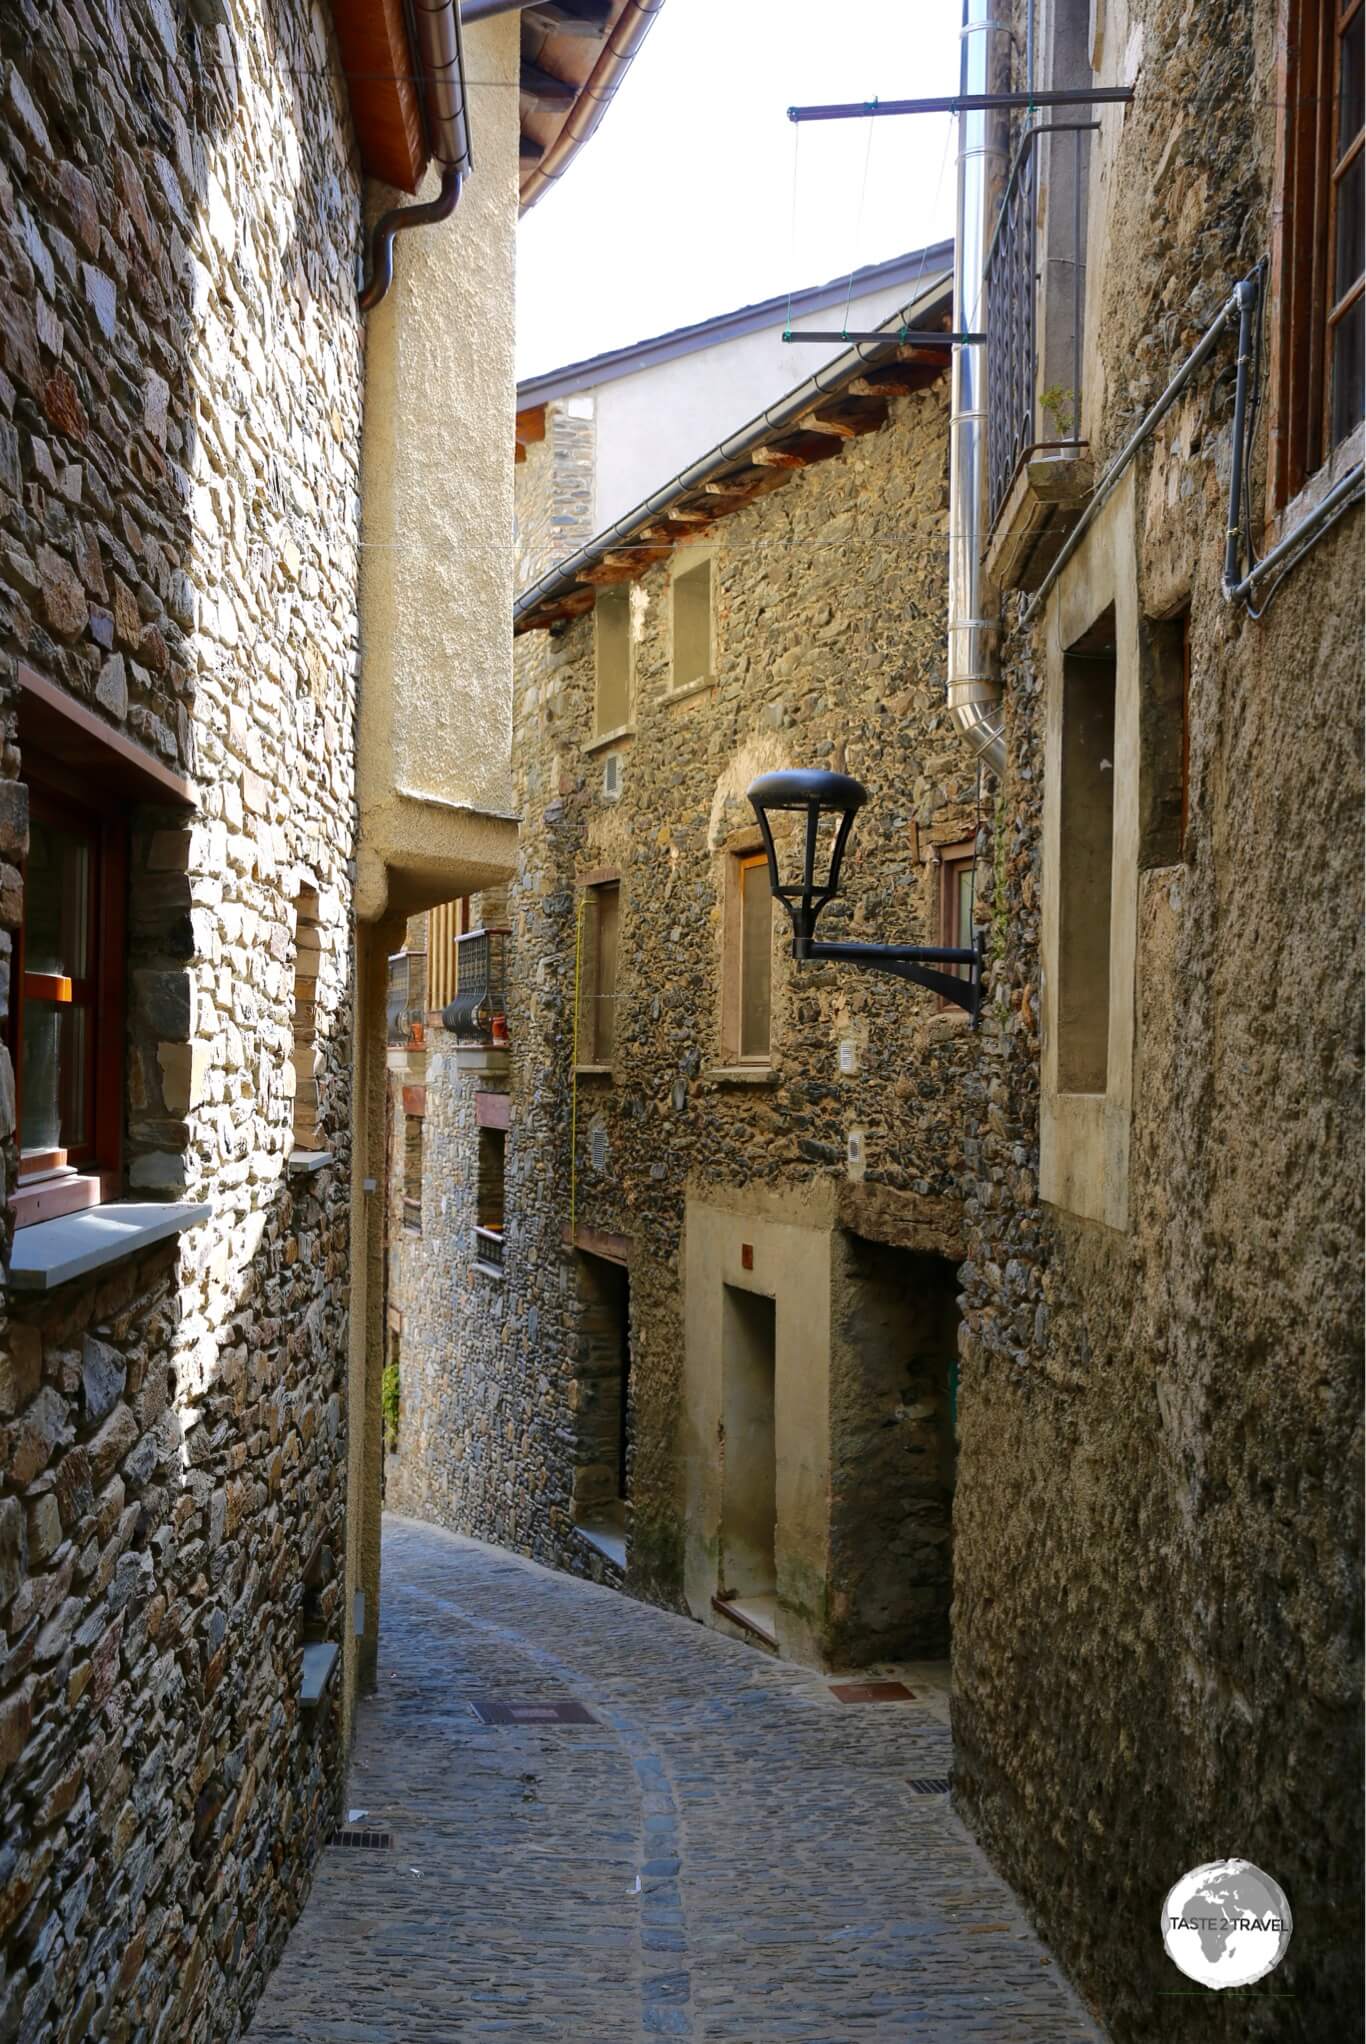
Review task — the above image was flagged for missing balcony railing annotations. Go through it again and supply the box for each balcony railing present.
[443,926,510,1044]
[386,948,427,1048]
[984,121,1092,534]
[474,1225,504,1271]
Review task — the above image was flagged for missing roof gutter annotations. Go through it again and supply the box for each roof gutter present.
[518,0,666,213]
[514,270,953,628]
[359,0,474,310]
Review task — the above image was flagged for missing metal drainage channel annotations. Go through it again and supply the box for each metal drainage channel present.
[331,1827,393,1849]
[906,1777,952,1796]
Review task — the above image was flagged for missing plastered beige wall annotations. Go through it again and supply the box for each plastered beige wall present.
[682,1184,834,1666]
[355,13,520,923]
[1039,468,1138,1229]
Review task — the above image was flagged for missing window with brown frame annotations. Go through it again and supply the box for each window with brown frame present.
[1270,0,1365,507]
[9,772,127,1227]
[734,852,773,1062]
[578,880,620,1065]
[937,841,977,998]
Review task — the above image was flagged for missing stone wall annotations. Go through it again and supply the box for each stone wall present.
[395,382,984,1655]
[950,2,1364,2038]
[0,0,362,2034]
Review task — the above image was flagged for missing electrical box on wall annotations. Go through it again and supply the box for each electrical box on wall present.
[838,1038,860,1076]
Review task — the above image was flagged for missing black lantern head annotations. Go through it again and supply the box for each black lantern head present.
[747,768,868,954]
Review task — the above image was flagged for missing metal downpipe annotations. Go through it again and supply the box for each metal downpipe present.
[946,0,1007,777]
[359,0,472,310]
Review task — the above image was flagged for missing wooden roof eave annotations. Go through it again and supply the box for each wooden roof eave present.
[331,0,427,194]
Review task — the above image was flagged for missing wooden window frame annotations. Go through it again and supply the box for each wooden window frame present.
[593,588,634,740]
[934,839,977,1008]
[1268,0,1365,512]
[668,547,717,696]
[8,760,127,1228]
[577,876,621,1069]
[720,849,775,1066]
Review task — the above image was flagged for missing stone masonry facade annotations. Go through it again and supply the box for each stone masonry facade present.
[0,2,363,2037]
[390,366,988,1667]
[948,3,1363,2039]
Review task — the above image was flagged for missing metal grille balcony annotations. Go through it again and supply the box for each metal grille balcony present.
[443,927,510,1043]
[474,1225,504,1271]
[985,138,1038,532]
[386,948,427,1048]
[985,121,1092,537]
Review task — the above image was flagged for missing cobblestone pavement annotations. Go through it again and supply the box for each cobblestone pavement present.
[250,1517,1103,2042]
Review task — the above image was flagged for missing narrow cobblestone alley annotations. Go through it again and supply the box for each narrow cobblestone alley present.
[251,1517,1100,2042]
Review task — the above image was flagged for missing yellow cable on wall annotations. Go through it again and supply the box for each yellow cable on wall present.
[569,893,586,1247]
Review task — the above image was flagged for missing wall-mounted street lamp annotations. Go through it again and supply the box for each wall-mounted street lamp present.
[747,770,985,1022]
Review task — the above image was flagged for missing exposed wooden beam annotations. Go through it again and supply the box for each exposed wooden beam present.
[515,404,547,446]
[752,433,844,470]
[800,398,890,438]
[523,0,613,34]
[520,59,577,107]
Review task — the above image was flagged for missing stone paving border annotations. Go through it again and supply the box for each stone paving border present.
[249,1517,1106,2041]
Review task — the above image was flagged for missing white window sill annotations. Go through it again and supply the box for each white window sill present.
[287,1150,333,1177]
[301,1641,339,1709]
[5,1200,212,1292]
[703,1065,779,1087]
[584,724,635,756]
[574,1063,613,1078]
[574,1515,627,1570]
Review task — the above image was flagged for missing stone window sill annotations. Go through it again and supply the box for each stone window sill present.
[301,1641,339,1710]
[584,724,635,756]
[574,1515,627,1571]
[702,1066,779,1087]
[287,1150,333,1176]
[662,674,716,706]
[574,1063,613,1079]
[5,1200,212,1293]
[474,1259,505,1281]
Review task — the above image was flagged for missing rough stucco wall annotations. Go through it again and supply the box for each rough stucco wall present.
[952,2,1364,2038]
[355,13,519,922]
[0,0,361,2033]
[397,386,983,1654]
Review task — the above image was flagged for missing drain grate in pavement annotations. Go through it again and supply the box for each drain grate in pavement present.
[467,1697,598,1726]
[830,1680,915,1703]
[331,1828,393,1849]
[906,1777,951,1796]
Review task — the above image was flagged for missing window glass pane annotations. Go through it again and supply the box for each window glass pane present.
[1340,7,1364,156]
[20,998,87,1156]
[595,591,631,735]
[1332,290,1365,443]
[595,885,619,1060]
[25,815,91,977]
[672,559,712,689]
[1333,144,1363,304]
[956,864,975,976]
[739,861,772,1059]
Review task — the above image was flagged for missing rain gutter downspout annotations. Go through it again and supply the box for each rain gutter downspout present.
[946,0,1007,778]
[359,0,473,311]
[513,272,955,625]
[518,0,666,212]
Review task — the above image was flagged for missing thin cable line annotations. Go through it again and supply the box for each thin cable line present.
[841,103,879,333]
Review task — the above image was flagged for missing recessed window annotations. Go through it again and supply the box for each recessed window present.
[671,554,714,691]
[402,1113,423,1234]
[1057,609,1116,1094]
[936,841,976,996]
[10,779,126,1225]
[594,589,633,737]
[291,889,322,1150]
[579,881,620,1064]
[1270,0,1365,504]
[736,854,768,1062]
[476,1126,505,1270]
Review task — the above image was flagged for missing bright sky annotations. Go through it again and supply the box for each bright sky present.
[515,0,962,381]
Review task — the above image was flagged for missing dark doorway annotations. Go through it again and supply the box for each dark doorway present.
[573,1253,631,1559]
[718,1285,778,1643]
[830,1241,960,1665]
